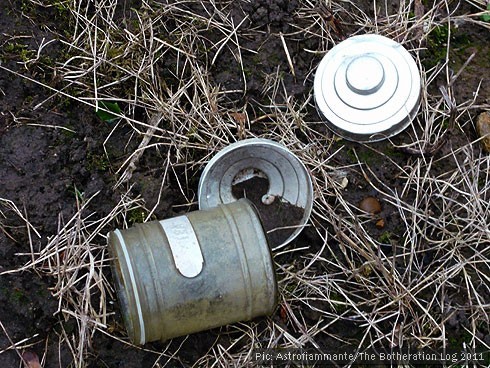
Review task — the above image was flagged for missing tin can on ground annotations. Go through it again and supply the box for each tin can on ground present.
[198,138,314,249]
[107,199,277,344]
[314,34,421,142]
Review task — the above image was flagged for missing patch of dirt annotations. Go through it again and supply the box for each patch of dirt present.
[231,176,305,247]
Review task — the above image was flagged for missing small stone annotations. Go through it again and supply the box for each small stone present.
[476,111,490,153]
[375,218,385,229]
[359,196,382,214]
[261,194,276,205]
[339,177,349,189]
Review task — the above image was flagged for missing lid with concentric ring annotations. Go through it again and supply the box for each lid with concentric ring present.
[314,34,421,142]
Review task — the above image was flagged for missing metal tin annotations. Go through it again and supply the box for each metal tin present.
[314,34,421,142]
[198,138,313,248]
[108,199,277,344]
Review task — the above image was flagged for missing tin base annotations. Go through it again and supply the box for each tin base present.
[198,138,313,248]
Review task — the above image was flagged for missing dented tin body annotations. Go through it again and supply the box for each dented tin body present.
[108,199,277,344]
[314,34,421,142]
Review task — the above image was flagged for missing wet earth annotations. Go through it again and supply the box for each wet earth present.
[1,0,489,367]
[232,176,305,247]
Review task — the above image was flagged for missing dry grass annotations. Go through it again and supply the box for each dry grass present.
[2,0,489,367]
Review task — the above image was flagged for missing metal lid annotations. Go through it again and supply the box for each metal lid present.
[314,34,421,142]
[198,138,313,249]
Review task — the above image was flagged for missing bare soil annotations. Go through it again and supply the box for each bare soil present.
[232,176,305,247]
[1,0,489,367]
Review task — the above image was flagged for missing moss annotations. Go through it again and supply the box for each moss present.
[52,0,69,18]
[423,24,449,68]
[63,319,77,334]
[87,153,110,171]
[23,95,34,105]
[67,185,85,202]
[378,231,392,244]
[423,25,473,69]
[243,67,253,79]
[383,145,405,159]
[20,0,33,13]
[329,291,347,312]
[11,288,28,305]
[127,208,148,225]
[346,147,377,165]
[283,282,298,294]
[106,45,125,59]
[2,42,35,62]
[346,147,357,162]
[61,128,76,139]
[447,328,474,349]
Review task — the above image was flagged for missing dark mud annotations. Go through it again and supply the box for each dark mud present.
[231,176,305,247]
[1,0,489,367]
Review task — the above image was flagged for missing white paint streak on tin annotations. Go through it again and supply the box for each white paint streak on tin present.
[160,216,204,278]
[114,229,146,345]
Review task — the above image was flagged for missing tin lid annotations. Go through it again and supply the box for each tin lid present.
[314,34,421,142]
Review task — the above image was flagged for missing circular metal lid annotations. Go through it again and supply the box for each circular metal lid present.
[198,138,313,248]
[314,34,421,142]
